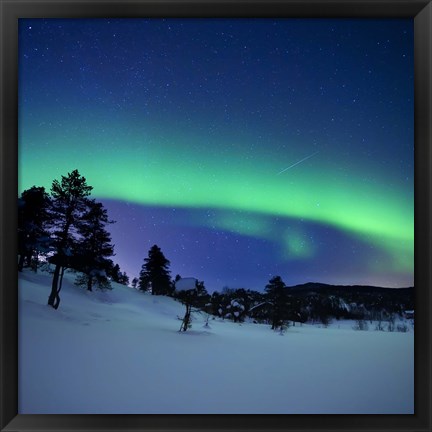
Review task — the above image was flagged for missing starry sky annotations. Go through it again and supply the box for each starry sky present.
[18,18,414,292]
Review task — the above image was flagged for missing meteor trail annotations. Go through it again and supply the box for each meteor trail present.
[277,151,319,175]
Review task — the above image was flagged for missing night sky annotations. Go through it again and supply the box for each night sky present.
[18,18,414,292]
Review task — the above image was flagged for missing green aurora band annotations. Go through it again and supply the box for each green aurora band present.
[19,123,413,274]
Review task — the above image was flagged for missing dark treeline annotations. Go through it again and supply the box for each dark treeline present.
[134,245,414,333]
[18,170,129,309]
[207,281,414,328]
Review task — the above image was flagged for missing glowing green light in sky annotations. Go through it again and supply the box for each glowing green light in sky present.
[283,229,316,260]
[19,121,413,275]
[17,17,414,288]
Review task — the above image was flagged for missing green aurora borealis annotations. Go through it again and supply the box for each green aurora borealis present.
[19,18,413,290]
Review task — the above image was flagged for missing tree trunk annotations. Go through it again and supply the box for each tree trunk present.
[18,254,25,272]
[48,264,61,307]
[25,250,33,268]
[53,267,66,310]
[87,276,93,291]
[180,304,191,331]
[49,218,72,307]
[31,253,39,272]
[271,314,278,330]
[59,266,65,291]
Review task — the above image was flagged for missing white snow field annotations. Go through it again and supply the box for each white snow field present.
[18,269,414,414]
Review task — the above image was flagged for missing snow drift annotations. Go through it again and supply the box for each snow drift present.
[18,269,414,414]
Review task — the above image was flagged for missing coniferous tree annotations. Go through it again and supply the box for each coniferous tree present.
[139,245,171,295]
[47,170,92,309]
[106,262,129,285]
[107,263,121,282]
[210,291,224,318]
[18,186,51,271]
[131,277,139,289]
[265,276,289,330]
[230,288,254,323]
[248,290,269,323]
[118,271,130,286]
[74,200,115,291]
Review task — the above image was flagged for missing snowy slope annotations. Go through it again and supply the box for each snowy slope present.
[18,269,414,414]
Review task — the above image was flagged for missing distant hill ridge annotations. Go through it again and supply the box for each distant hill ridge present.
[281,282,414,317]
[287,282,414,293]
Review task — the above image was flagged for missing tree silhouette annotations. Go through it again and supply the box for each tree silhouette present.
[74,200,115,291]
[47,170,92,309]
[139,245,172,295]
[265,276,289,330]
[18,186,50,271]
[175,278,210,331]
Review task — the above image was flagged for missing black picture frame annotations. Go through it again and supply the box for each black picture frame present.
[1,0,430,431]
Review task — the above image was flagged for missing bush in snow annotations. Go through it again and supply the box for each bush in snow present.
[278,321,290,335]
[396,323,409,333]
[387,314,396,332]
[229,299,246,323]
[375,319,385,331]
[75,269,112,291]
[353,319,369,331]
[174,278,210,332]
[319,314,332,328]
[203,313,211,329]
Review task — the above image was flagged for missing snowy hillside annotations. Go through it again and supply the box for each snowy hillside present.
[19,269,414,414]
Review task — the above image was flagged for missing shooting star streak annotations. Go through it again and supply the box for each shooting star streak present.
[277,151,319,175]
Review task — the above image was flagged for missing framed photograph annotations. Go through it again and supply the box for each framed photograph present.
[1,0,431,431]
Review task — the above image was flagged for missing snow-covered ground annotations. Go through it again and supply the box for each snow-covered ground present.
[18,269,414,414]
